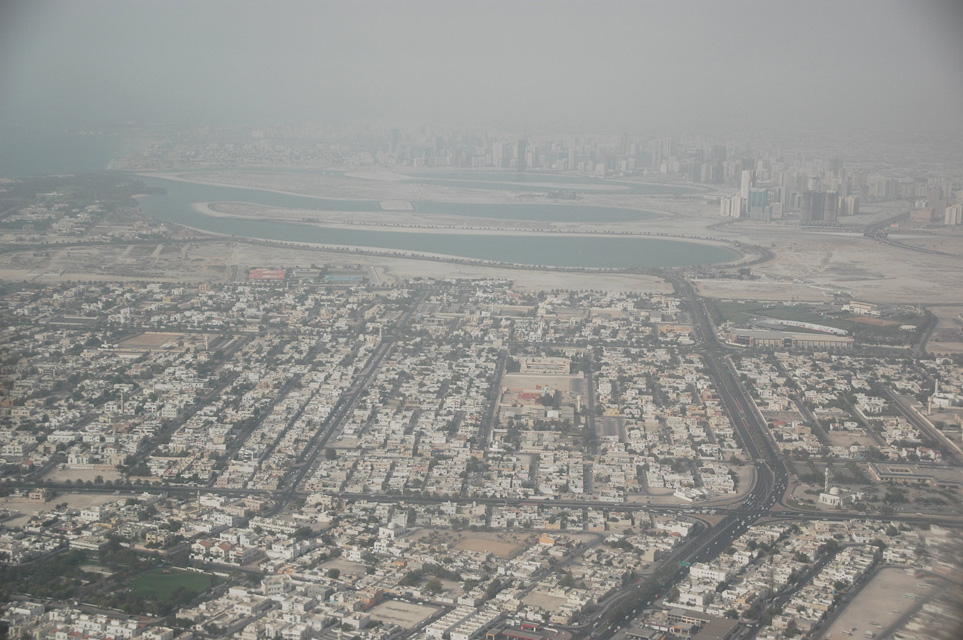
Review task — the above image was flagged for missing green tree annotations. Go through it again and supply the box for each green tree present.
[425,578,443,594]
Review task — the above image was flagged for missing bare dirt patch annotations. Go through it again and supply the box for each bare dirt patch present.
[118,332,186,349]
[0,492,125,527]
[368,599,439,629]
[522,591,568,610]
[44,468,123,483]
[850,316,898,327]
[410,529,535,558]
[925,305,963,355]
[454,537,520,558]
[823,567,940,639]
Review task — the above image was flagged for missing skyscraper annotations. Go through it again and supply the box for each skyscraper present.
[802,191,839,225]
[741,170,754,201]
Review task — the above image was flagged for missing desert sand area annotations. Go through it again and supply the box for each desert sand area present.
[820,567,940,640]
[409,529,535,558]
[367,600,440,630]
[0,492,125,528]
[881,228,963,256]
[43,468,123,484]
[0,238,674,293]
[926,306,963,355]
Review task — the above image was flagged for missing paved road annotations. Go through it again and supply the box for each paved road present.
[284,290,428,495]
[577,274,793,640]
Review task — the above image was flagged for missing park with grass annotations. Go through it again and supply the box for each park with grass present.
[708,300,925,345]
[132,568,216,600]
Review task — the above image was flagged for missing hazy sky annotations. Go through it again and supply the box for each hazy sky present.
[1,0,962,135]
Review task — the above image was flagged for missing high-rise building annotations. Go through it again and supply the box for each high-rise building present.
[719,194,743,218]
[801,190,838,224]
[741,170,754,203]
[841,195,860,217]
[945,203,963,225]
[649,140,662,171]
[491,142,511,168]
[748,188,768,214]
[517,139,527,172]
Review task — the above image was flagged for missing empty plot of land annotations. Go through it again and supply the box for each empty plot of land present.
[320,559,368,579]
[826,430,878,449]
[454,536,520,558]
[44,468,122,483]
[850,316,898,327]
[411,529,534,558]
[522,591,568,610]
[503,374,581,392]
[926,305,963,355]
[0,492,123,527]
[822,568,938,639]
[118,332,185,349]
[368,600,439,629]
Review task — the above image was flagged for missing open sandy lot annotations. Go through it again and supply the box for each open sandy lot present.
[44,468,123,483]
[368,599,439,629]
[119,332,183,348]
[826,430,878,449]
[523,591,568,610]
[821,567,940,639]
[0,237,674,293]
[502,374,582,391]
[411,528,534,558]
[926,305,963,355]
[454,537,519,558]
[0,492,126,527]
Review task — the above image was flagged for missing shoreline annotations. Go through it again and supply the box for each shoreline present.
[188,201,746,251]
[133,170,674,213]
[168,216,749,272]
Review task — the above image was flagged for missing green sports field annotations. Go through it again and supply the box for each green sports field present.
[131,568,214,600]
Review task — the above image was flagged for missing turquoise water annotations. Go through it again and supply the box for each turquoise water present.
[135,176,739,268]
[133,176,659,223]
[0,133,735,269]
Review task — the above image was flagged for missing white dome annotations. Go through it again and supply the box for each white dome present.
[829,487,840,496]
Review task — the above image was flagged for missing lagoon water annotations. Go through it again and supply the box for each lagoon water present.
[135,176,739,268]
[134,176,660,223]
[0,132,736,268]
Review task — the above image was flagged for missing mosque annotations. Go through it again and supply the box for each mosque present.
[817,467,862,508]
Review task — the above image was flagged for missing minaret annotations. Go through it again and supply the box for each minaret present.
[824,467,831,493]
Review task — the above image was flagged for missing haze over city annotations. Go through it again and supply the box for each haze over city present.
[0,3,962,640]
[1,1,962,136]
